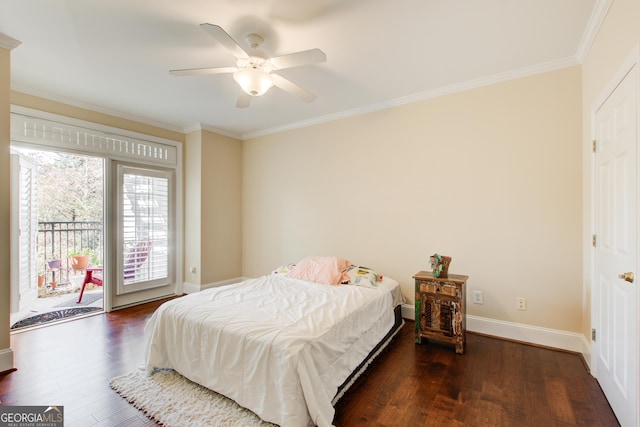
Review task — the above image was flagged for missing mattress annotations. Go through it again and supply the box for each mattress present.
[144,274,403,427]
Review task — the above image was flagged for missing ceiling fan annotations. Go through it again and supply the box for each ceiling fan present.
[170,23,327,108]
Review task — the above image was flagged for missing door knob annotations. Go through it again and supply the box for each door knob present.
[618,272,635,283]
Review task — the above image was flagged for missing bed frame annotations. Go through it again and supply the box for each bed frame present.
[334,305,404,403]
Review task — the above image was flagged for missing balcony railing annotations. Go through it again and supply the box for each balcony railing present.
[38,221,103,286]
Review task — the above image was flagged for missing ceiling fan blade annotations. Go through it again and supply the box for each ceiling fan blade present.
[236,93,252,108]
[271,74,317,103]
[169,66,237,76]
[200,23,249,59]
[270,48,327,70]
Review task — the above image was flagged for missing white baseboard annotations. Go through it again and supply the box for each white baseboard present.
[183,277,247,294]
[401,303,589,355]
[466,315,587,354]
[182,281,201,294]
[579,334,592,371]
[400,303,415,320]
[0,348,14,373]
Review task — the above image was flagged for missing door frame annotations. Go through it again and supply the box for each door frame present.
[590,44,640,425]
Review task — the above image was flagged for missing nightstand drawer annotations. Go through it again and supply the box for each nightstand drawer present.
[418,281,457,296]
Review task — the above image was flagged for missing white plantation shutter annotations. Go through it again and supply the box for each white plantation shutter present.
[12,154,39,313]
[117,165,174,294]
[19,158,38,291]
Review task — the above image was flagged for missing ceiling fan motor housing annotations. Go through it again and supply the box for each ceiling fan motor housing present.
[246,33,264,49]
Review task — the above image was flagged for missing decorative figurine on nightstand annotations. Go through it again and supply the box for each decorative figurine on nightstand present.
[429,253,452,278]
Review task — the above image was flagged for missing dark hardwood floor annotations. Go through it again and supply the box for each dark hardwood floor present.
[334,326,619,427]
[0,298,619,427]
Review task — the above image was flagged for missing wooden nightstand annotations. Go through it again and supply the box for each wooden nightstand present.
[413,271,468,354]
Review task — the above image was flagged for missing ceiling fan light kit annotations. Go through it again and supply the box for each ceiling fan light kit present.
[170,23,326,108]
[233,67,273,96]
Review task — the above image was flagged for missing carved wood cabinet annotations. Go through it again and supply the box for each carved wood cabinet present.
[414,271,468,354]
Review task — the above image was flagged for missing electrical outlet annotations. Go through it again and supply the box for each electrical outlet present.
[472,290,484,304]
[516,297,527,311]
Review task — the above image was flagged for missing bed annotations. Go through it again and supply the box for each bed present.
[144,257,405,427]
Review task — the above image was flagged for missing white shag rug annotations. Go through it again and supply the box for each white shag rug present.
[110,368,277,427]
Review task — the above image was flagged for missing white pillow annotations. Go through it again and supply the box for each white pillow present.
[343,265,381,288]
[272,263,295,275]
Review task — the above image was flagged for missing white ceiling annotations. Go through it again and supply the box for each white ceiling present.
[1,0,599,139]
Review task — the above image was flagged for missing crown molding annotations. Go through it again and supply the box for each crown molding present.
[0,33,21,50]
[575,0,614,63]
[242,56,580,140]
[183,123,241,140]
[11,84,184,134]
[183,123,203,134]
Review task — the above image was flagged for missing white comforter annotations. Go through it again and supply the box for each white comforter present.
[144,274,398,427]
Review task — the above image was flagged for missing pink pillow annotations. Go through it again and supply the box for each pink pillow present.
[285,256,352,285]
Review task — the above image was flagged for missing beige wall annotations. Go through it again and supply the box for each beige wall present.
[184,131,203,285]
[200,130,243,283]
[9,92,244,292]
[581,0,640,340]
[0,45,12,369]
[6,10,627,341]
[244,66,583,332]
[184,129,243,287]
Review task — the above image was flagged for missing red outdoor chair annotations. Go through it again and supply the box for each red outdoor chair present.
[76,241,151,303]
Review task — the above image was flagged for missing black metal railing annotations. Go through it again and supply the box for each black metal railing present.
[38,221,103,286]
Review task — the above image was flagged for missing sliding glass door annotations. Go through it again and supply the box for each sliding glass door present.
[10,108,182,312]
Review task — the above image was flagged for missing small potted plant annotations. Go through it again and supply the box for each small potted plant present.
[430,253,452,278]
[37,268,45,288]
[47,258,61,289]
[47,258,61,270]
[69,248,93,271]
